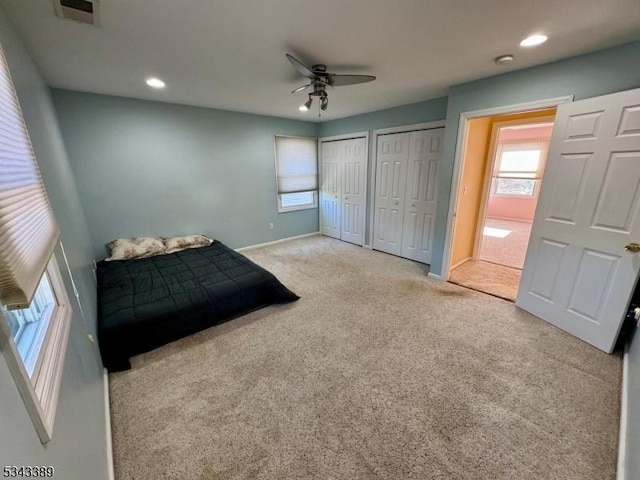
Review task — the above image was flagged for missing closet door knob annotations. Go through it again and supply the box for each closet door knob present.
[334,195,338,199]
[411,203,416,208]
[394,201,399,206]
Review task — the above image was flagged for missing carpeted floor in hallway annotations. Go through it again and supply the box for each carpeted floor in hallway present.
[449,260,521,302]
[479,217,532,270]
[109,236,621,480]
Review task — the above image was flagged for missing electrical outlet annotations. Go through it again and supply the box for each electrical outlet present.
[269,223,274,230]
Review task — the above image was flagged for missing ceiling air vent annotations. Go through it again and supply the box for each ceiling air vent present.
[53,0,100,26]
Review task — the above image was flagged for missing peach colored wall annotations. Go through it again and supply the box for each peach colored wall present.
[498,125,553,143]
[486,122,553,223]
[449,108,557,270]
[451,117,492,267]
[486,196,538,222]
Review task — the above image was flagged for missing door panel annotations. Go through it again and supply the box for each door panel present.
[545,153,590,224]
[591,152,640,232]
[320,137,367,245]
[401,129,443,263]
[517,87,640,352]
[341,138,367,245]
[373,133,408,255]
[320,142,341,239]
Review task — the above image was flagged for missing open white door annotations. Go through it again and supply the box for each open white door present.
[517,87,640,353]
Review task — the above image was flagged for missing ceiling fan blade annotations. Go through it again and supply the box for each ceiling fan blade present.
[286,54,317,80]
[328,74,376,87]
[291,84,312,94]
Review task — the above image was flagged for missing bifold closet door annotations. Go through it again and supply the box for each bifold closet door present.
[320,141,341,239]
[340,138,366,245]
[373,133,409,256]
[320,137,367,245]
[400,129,443,263]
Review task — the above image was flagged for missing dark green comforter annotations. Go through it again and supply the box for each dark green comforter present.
[97,242,298,371]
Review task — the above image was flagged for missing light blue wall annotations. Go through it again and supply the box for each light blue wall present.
[0,6,108,480]
[318,96,448,138]
[431,41,640,276]
[51,90,320,259]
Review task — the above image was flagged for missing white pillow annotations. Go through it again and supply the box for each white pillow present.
[164,235,214,254]
[105,237,165,261]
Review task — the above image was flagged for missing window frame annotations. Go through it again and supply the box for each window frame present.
[273,135,319,213]
[491,141,549,198]
[277,190,319,213]
[0,253,72,444]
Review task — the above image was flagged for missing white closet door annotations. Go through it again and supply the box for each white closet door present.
[340,138,367,245]
[320,141,341,239]
[373,133,409,255]
[401,129,443,263]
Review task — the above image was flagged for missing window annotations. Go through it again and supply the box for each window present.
[0,44,71,443]
[493,143,547,197]
[4,271,57,378]
[274,135,318,212]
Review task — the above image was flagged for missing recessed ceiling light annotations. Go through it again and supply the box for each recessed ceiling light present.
[494,54,515,65]
[298,105,309,112]
[520,34,548,47]
[145,77,166,89]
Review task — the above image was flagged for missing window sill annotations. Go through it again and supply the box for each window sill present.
[277,204,318,213]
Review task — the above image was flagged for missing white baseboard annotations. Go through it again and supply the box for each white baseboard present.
[104,369,115,480]
[427,272,443,281]
[617,343,629,480]
[236,232,320,252]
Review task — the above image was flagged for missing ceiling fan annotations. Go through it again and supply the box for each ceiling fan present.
[286,53,376,114]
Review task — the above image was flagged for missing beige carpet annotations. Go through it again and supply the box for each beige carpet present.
[109,236,621,480]
[480,218,532,270]
[449,260,521,302]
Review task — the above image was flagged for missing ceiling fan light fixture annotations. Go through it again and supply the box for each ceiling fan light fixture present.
[286,54,375,114]
[299,97,313,112]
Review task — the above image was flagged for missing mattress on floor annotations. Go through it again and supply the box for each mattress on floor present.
[97,241,299,371]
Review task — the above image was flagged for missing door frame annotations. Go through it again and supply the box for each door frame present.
[318,131,369,246]
[472,115,556,259]
[440,96,574,281]
[370,120,446,249]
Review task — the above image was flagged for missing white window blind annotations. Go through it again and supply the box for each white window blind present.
[0,46,59,309]
[274,136,318,194]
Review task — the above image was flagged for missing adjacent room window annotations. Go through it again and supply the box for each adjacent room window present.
[0,44,71,443]
[493,143,547,197]
[274,135,318,212]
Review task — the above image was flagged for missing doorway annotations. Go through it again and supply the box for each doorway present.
[447,108,556,301]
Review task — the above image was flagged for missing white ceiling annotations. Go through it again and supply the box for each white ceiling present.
[2,0,640,122]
